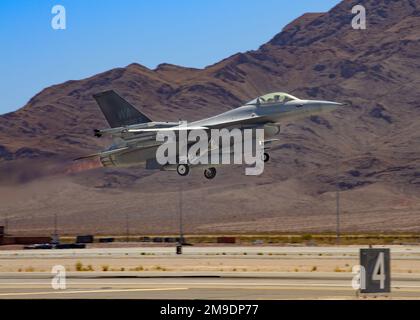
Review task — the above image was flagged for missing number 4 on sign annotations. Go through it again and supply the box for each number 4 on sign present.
[372,252,386,289]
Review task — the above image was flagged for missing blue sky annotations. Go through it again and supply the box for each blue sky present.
[0,0,340,114]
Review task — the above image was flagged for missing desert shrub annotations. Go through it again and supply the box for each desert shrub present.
[75,261,83,271]
[302,234,312,241]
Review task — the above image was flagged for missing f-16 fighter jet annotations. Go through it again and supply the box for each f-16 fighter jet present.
[76,90,342,179]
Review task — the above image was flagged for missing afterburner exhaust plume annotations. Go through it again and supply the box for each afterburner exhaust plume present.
[64,158,102,174]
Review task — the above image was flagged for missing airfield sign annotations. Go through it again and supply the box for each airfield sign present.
[360,248,391,293]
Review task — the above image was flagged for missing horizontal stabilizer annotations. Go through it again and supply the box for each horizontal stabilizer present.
[73,146,129,161]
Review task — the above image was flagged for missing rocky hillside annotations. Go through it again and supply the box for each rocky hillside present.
[0,0,419,234]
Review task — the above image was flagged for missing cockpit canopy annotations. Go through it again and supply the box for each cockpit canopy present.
[246,92,299,105]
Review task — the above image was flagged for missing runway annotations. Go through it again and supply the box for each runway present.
[0,245,419,299]
[0,272,420,299]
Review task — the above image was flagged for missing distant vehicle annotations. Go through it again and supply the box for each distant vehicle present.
[76,235,94,244]
[54,243,86,249]
[23,243,53,250]
[140,236,151,242]
[23,243,86,249]
[76,91,342,179]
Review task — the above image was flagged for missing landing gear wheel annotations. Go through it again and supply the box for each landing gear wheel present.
[263,152,270,163]
[204,167,217,180]
[177,164,190,176]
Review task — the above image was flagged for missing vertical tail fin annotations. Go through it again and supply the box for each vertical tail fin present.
[93,90,152,128]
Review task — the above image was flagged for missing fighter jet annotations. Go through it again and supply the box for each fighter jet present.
[76,90,342,179]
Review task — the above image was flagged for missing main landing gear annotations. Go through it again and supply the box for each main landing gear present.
[204,167,217,180]
[176,164,190,176]
[176,164,217,180]
[176,154,269,179]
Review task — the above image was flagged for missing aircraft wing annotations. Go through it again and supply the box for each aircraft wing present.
[127,126,208,133]
[130,115,268,133]
[197,115,268,129]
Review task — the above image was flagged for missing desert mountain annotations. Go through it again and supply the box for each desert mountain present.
[0,0,419,235]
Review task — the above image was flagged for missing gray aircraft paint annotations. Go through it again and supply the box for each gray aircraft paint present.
[81,91,342,179]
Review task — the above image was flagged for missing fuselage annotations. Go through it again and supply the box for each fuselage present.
[98,92,342,168]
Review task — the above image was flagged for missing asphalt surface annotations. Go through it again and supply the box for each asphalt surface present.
[2,245,420,259]
[0,272,419,299]
[0,245,419,299]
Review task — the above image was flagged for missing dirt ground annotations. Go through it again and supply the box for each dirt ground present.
[0,249,419,274]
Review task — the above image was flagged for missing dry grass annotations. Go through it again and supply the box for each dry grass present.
[75,261,94,271]
[131,266,144,271]
[53,233,420,246]
[334,266,346,272]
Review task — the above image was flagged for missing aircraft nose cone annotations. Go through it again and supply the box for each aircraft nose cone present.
[316,100,343,110]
